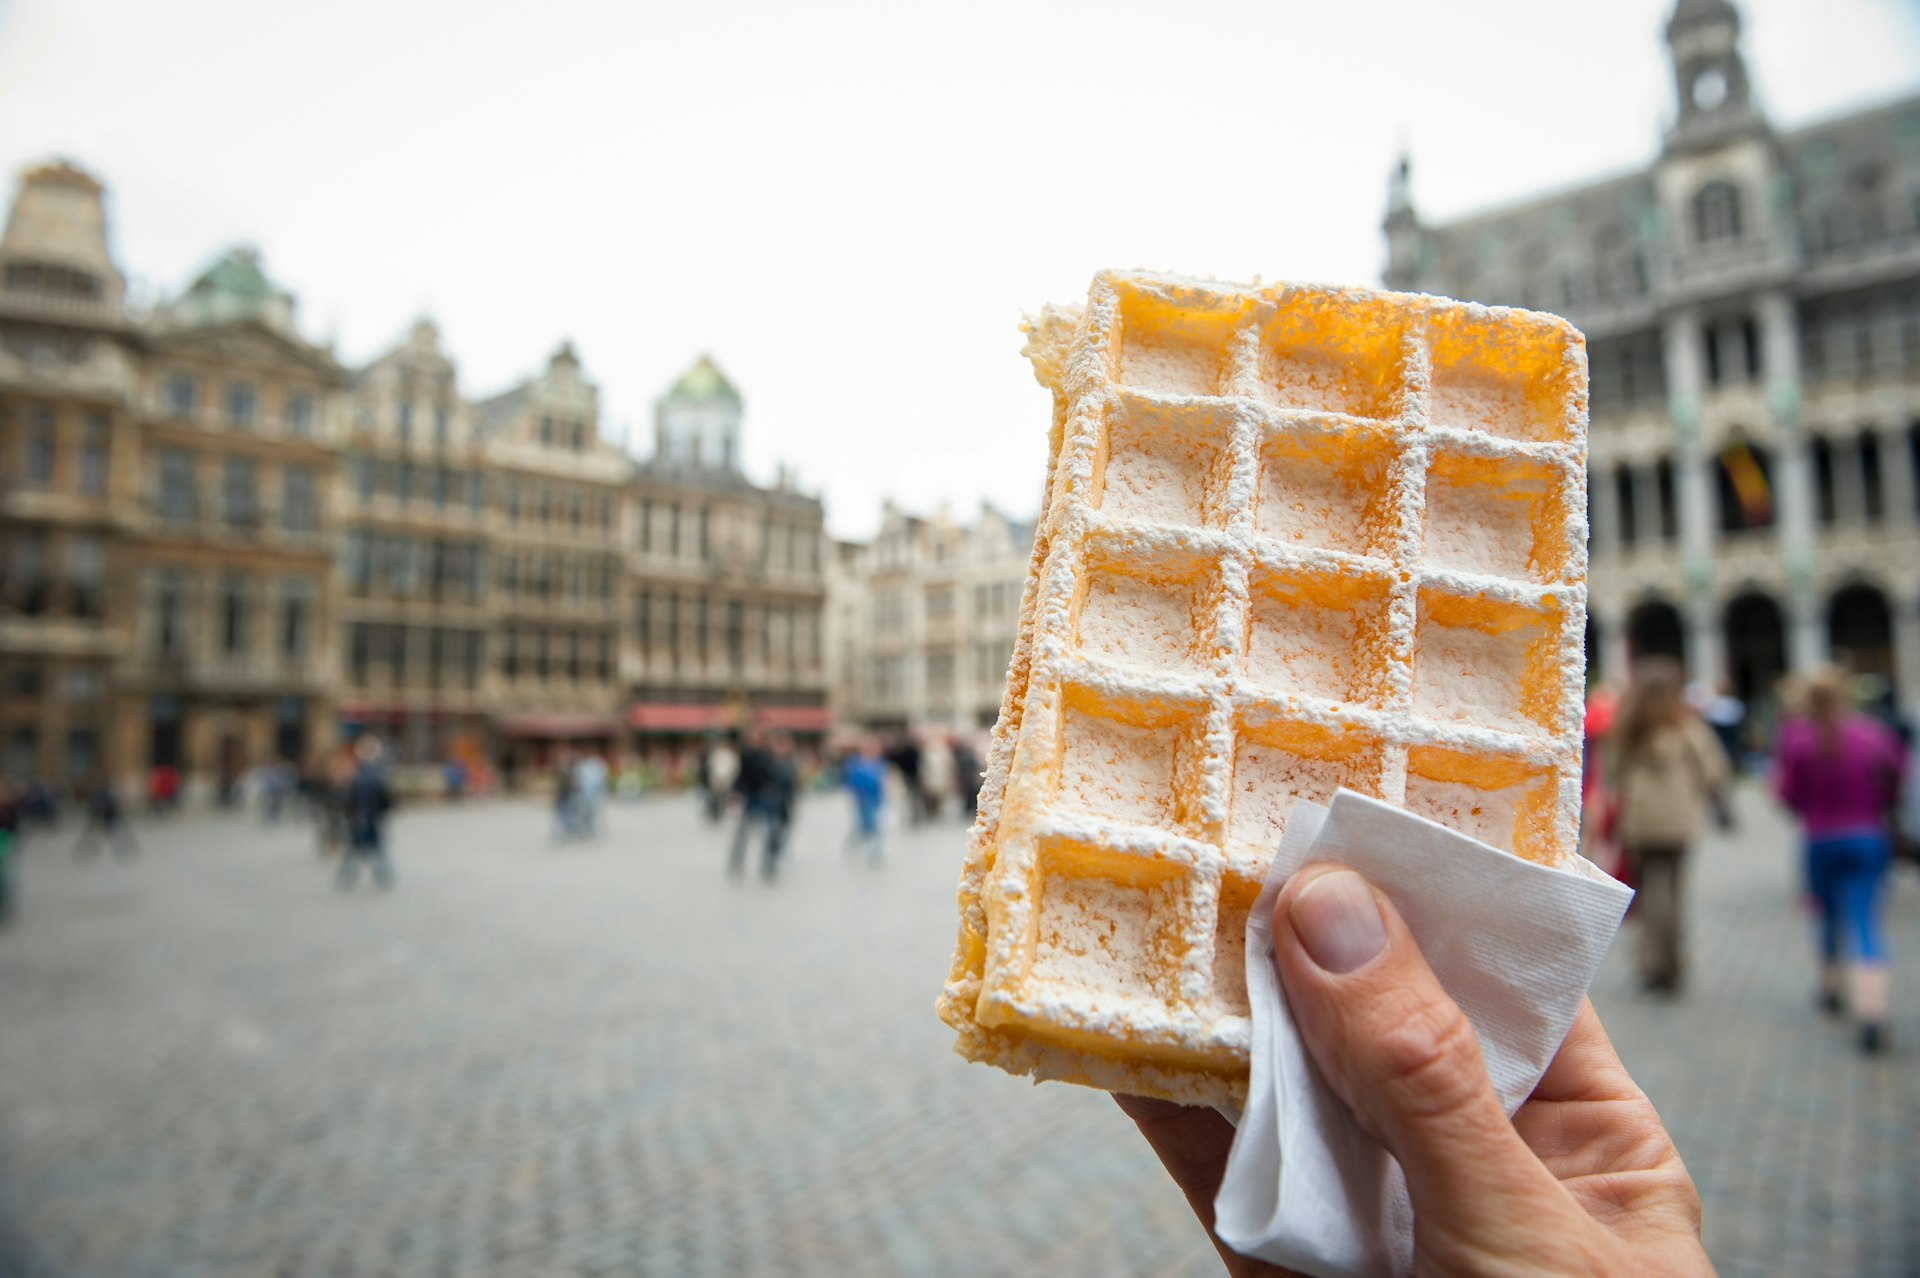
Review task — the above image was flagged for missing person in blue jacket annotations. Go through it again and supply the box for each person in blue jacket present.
[841,740,887,866]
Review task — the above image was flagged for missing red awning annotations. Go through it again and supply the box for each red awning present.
[754,705,833,732]
[496,713,622,739]
[628,703,730,732]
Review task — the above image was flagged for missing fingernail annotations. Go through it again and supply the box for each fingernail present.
[1288,871,1387,974]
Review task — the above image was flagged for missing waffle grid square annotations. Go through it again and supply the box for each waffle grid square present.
[939,273,1590,1107]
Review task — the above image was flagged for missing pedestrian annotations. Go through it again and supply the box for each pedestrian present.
[1775,666,1906,1054]
[1606,657,1730,996]
[920,734,954,822]
[73,775,137,860]
[951,736,983,820]
[338,736,395,890]
[552,749,580,841]
[842,740,887,865]
[702,735,740,824]
[146,763,180,816]
[730,731,793,881]
[886,734,924,825]
[0,780,19,923]
[573,750,608,838]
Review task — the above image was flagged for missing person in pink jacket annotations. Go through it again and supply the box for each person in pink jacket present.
[1775,667,1907,1054]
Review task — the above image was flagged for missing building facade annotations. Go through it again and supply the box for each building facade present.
[0,161,831,797]
[0,162,142,791]
[829,501,1033,735]
[625,358,830,761]
[1384,0,1920,717]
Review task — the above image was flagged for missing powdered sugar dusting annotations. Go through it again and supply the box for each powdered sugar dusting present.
[1059,709,1175,829]
[1404,773,1528,855]
[1079,573,1199,670]
[944,271,1592,1110]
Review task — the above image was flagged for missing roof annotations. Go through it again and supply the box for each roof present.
[186,247,281,301]
[664,354,741,404]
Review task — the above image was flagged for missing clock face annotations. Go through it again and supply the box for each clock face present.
[1693,67,1729,111]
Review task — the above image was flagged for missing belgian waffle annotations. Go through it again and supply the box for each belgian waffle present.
[937,272,1590,1107]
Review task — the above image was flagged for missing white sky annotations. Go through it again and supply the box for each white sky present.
[3,0,1917,538]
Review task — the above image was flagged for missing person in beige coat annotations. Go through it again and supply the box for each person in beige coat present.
[1607,657,1731,995]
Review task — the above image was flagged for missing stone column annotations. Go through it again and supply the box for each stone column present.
[1877,419,1915,528]
[1588,462,1620,560]
[1633,463,1665,548]
[1893,591,1920,715]
[1664,311,1722,686]
[1757,290,1825,672]
[1595,609,1631,689]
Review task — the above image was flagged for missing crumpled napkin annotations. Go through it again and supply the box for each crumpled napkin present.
[1212,789,1633,1278]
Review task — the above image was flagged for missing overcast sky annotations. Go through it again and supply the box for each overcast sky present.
[3,0,1917,538]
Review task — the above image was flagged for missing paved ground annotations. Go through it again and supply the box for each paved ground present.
[0,785,1916,1277]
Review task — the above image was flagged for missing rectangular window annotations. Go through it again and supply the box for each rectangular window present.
[10,532,48,616]
[344,530,371,592]
[639,499,652,552]
[463,630,482,689]
[25,406,54,486]
[166,374,197,419]
[286,392,316,437]
[220,576,249,656]
[434,408,449,447]
[353,455,375,503]
[80,415,109,494]
[432,465,451,508]
[283,466,317,533]
[350,622,373,683]
[927,586,954,620]
[507,480,521,521]
[569,491,583,530]
[281,579,312,658]
[223,458,258,526]
[501,630,519,679]
[699,508,711,560]
[70,536,104,619]
[227,381,258,428]
[155,571,187,655]
[396,460,414,505]
[467,473,484,514]
[157,450,199,527]
[398,402,413,443]
[669,504,682,555]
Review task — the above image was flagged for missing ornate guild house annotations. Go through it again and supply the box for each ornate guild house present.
[1385,0,1920,723]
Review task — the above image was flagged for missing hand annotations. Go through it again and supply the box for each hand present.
[1117,863,1712,1277]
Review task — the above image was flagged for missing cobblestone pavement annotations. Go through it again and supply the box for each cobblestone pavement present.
[0,785,1916,1277]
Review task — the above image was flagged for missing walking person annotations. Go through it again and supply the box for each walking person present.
[920,734,954,823]
[551,749,580,841]
[73,776,137,860]
[573,750,608,838]
[0,780,19,923]
[1775,667,1906,1053]
[887,735,924,825]
[337,736,395,891]
[730,731,795,881]
[702,735,739,823]
[951,736,983,821]
[842,740,888,865]
[1606,657,1730,996]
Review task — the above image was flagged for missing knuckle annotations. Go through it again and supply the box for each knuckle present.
[1364,994,1489,1122]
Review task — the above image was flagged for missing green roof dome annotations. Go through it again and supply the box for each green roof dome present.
[666,354,740,404]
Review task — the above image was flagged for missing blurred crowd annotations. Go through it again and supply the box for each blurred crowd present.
[1583,659,1912,1054]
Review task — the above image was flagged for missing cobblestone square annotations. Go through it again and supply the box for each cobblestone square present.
[1,786,1917,1277]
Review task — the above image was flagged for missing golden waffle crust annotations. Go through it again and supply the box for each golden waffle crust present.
[938,272,1590,1108]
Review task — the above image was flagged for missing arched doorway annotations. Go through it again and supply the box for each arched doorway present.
[1628,599,1686,664]
[1827,582,1894,678]
[1722,592,1786,702]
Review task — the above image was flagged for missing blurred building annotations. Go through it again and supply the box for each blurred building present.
[625,357,831,759]
[338,319,492,766]
[133,249,349,797]
[0,160,827,797]
[1385,0,1920,714]
[829,501,1033,735]
[0,162,142,789]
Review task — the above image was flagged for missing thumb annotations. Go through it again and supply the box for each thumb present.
[1269,864,1575,1241]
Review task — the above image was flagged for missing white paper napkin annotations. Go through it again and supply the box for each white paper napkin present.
[1213,789,1633,1278]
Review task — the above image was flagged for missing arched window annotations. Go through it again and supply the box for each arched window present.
[1715,440,1775,532]
[1693,181,1743,244]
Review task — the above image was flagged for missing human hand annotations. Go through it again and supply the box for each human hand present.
[1116,863,1712,1277]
